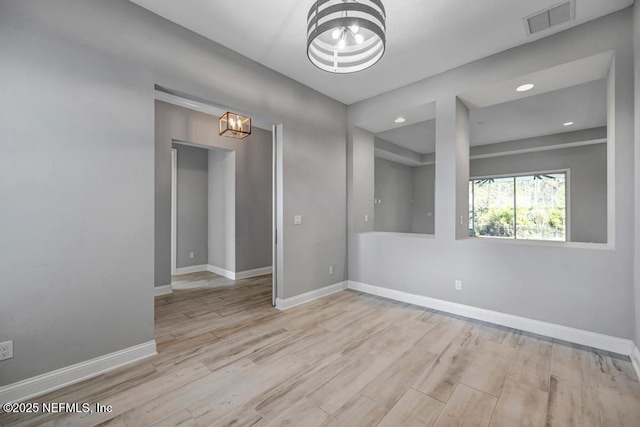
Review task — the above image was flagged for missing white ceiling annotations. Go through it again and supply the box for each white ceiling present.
[128,0,632,105]
[372,77,606,157]
[458,51,612,109]
[131,0,633,105]
[376,120,436,154]
[470,78,607,146]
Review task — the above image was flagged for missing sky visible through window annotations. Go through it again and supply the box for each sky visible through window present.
[469,173,566,241]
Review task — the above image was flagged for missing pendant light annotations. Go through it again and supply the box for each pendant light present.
[219,112,251,139]
[307,0,386,73]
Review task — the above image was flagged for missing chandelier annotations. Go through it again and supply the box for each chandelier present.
[307,0,386,73]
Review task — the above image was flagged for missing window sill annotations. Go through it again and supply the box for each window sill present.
[359,231,436,239]
[466,236,613,250]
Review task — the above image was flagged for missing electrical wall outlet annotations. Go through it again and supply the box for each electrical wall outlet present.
[364,214,369,223]
[0,340,13,361]
[189,252,194,259]
[455,280,462,291]
[329,265,334,275]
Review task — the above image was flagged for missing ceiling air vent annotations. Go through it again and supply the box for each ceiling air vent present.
[524,1,575,35]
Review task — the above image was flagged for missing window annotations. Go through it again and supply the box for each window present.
[469,172,567,241]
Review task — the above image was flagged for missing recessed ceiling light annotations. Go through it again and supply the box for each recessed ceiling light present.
[564,121,574,126]
[394,117,406,123]
[516,83,535,92]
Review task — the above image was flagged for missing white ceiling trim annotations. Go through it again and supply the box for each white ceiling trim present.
[154,90,273,131]
[470,138,606,160]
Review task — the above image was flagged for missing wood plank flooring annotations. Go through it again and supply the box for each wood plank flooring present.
[2,274,640,426]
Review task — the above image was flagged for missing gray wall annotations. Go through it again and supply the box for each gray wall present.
[374,158,413,232]
[353,128,376,233]
[374,159,436,234]
[412,165,436,234]
[348,10,634,339]
[208,149,235,272]
[173,144,209,268]
[234,125,273,274]
[470,143,607,244]
[634,1,640,349]
[0,0,346,387]
[156,102,274,285]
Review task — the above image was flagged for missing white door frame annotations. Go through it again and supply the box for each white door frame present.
[272,124,284,306]
[171,148,177,276]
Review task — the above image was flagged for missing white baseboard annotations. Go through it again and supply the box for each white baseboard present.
[0,341,157,405]
[631,344,640,382]
[347,281,635,356]
[276,281,348,311]
[174,264,208,275]
[235,266,273,280]
[207,264,236,280]
[175,265,274,281]
[154,284,173,296]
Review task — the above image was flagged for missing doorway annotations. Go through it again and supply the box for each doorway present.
[156,89,281,309]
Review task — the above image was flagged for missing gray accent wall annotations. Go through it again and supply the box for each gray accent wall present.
[173,144,209,268]
[348,10,635,339]
[470,143,607,244]
[0,0,346,387]
[156,102,273,285]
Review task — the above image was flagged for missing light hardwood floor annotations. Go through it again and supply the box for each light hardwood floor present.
[2,274,640,426]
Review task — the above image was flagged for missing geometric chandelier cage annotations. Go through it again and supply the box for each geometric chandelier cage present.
[219,111,251,139]
[307,0,386,74]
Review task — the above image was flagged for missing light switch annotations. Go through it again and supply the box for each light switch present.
[294,215,302,225]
